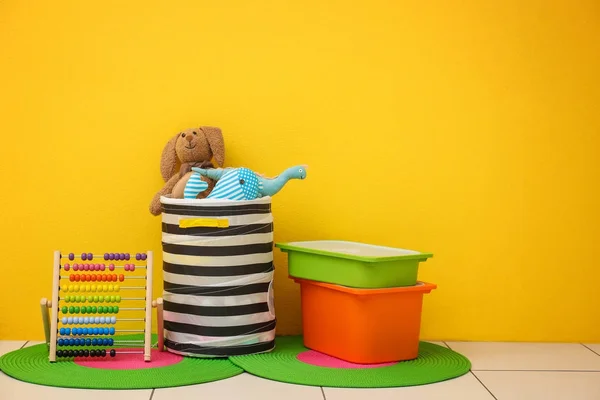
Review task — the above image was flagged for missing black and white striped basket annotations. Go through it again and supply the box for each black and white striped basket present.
[160,196,276,357]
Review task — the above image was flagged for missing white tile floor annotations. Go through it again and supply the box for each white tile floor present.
[1,341,600,400]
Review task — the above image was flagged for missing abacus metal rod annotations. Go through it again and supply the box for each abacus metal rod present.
[62,265,148,268]
[117,351,144,354]
[59,276,147,279]
[59,288,145,291]
[114,340,144,343]
[120,307,145,310]
[119,318,145,321]
[60,255,148,259]
[57,294,144,298]
[119,330,145,332]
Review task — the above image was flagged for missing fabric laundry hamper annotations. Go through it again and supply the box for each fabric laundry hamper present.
[160,196,276,357]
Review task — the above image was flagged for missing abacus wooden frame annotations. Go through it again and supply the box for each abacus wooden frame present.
[41,250,165,362]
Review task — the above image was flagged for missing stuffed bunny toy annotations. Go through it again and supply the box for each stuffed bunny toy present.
[149,126,225,216]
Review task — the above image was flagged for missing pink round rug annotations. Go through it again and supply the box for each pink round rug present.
[297,350,398,369]
[75,348,183,370]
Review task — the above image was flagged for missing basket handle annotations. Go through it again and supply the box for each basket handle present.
[179,217,230,229]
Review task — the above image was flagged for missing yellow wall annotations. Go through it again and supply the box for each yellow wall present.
[1,1,599,342]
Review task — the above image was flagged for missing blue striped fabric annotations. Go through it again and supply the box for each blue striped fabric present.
[207,168,261,200]
[184,173,209,199]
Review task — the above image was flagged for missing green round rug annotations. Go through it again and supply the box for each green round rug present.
[230,336,471,388]
[0,335,243,390]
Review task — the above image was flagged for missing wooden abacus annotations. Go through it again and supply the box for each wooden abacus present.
[40,251,165,362]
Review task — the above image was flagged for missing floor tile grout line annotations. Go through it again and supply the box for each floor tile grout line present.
[470,371,498,400]
[320,386,326,400]
[19,341,29,349]
[149,388,155,400]
[582,343,600,357]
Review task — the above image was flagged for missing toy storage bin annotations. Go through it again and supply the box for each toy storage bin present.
[160,196,276,357]
[293,277,436,364]
[277,240,433,288]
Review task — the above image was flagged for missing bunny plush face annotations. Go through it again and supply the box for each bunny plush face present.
[175,128,214,164]
[159,126,225,182]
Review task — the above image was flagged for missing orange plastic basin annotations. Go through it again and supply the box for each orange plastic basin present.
[293,278,437,364]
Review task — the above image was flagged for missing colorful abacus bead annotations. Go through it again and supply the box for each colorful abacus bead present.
[73,263,79,271]
[81,253,87,261]
[64,263,70,271]
[124,264,129,271]
[141,253,147,260]
[109,263,115,271]
[125,253,130,260]
[68,253,75,261]
[110,349,116,357]
[135,253,141,261]
[104,253,109,260]
[119,274,124,282]
[109,253,115,260]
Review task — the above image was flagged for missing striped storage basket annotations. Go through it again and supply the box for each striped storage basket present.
[160,196,276,357]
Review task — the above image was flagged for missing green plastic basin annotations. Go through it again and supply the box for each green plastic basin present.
[276,240,433,288]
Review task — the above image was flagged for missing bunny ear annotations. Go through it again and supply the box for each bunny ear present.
[201,126,225,167]
[160,133,180,182]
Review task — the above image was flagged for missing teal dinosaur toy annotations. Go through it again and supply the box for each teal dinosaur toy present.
[186,165,307,200]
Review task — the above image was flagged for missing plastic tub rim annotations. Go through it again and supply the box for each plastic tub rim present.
[292,277,437,295]
[276,240,433,263]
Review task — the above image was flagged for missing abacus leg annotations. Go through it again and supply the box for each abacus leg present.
[153,298,165,352]
[40,298,51,350]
